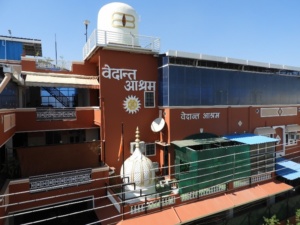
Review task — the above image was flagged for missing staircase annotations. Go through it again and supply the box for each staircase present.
[42,87,70,107]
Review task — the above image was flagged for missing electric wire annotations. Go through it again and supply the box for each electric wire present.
[11,162,298,225]
[0,148,291,214]
[0,141,299,224]
[0,140,289,207]
[0,140,294,213]
[0,140,288,199]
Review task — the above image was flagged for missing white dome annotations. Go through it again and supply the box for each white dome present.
[97,2,139,45]
[120,128,155,189]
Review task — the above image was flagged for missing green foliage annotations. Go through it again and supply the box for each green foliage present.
[263,215,280,225]
[155,182,171,195]
[296,209,300,225]
[263,209,300,225]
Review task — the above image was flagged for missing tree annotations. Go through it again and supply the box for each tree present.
[295,209,300,225]
[263,210,300,225]
[263,215,280,225]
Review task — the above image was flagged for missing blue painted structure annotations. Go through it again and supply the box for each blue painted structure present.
[0,40,23,60]
[224,133,279,145]
[159,56,300,106]
[276,157,300,180]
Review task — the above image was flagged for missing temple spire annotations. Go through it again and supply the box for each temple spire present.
[135,127,140,150]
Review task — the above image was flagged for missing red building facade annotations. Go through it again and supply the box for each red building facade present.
[0,2,300,225]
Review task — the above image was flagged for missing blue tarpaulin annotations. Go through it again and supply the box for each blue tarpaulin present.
[224,133,278,145]
[276,157,300,180]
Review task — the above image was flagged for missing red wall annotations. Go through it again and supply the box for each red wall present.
[21,58,97,76]
[98,50,160,173]
[15,109,98,132]
[247,106,300,129]
[90,89,99,106]
[165,106,300,141]
[7,169,108,213]
[94,48,300,174]
[72,61,97,75]
[17,141,100,177]
[0,111,16,147]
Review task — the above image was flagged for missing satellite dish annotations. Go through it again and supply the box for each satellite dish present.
[151,118,165,132]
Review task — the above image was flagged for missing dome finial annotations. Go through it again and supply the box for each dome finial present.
[120,125,155,191]
[135,127,140,149]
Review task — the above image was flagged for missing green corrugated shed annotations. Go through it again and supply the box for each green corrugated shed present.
[172,138,250,194]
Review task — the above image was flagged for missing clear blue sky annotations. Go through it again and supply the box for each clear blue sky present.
[1,0,300,66]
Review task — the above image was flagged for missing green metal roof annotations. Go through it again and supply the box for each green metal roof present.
[171,137,229,148]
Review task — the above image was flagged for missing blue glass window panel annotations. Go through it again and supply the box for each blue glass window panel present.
[0,80,18,108]
[160,64,300,106]
[41,87,76,107]
[158,67,169,106]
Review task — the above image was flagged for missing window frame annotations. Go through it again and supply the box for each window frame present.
[250,143,275,175]
[285,132,299,146]
[144,91,155,108]
[145,143,156,156]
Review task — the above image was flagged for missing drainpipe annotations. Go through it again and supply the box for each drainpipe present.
[0,73,11,94]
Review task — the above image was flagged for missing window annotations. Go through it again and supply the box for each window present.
[41,87,77,107]
[69,130,85,143]
[286,132,299,146]
[144,91,155,108]
[266,142,275,153]
[159,64,300,107]
[46,131,61,145]
[265,153,275,172]
[145,143,156,156]
[0,73,18,108]
[250,143,275,175]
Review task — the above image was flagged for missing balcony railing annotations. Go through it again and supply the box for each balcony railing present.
[29,168,92,193]
[36,107,76,121]
[180,184,227,202]
[83,29,160,60]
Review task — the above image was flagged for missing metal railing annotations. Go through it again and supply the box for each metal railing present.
[130,195,176,214]
[36,107,76,121]
[29,168,92,193]
[83,29,160,59]
[35,58,72,71]
[233,172,272,188]
[180,184,227,202]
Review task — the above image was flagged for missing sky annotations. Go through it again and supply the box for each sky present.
[1,0,300,67]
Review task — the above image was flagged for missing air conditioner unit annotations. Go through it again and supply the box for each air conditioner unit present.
[130,141,145,154]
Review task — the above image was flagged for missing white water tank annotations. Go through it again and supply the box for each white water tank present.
[97,2,139,46]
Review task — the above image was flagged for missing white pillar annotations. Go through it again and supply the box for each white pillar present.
[0,73,11,94]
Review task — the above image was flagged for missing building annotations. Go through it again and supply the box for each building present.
[0,2,300,225]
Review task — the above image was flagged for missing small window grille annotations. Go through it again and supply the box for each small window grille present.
[144,91,155,108]
[286,132,298,146]
[145,143,156,156]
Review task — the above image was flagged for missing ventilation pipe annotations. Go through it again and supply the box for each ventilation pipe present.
[0,73,11,94]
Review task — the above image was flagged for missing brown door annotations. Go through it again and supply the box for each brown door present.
[273,126,284,157]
